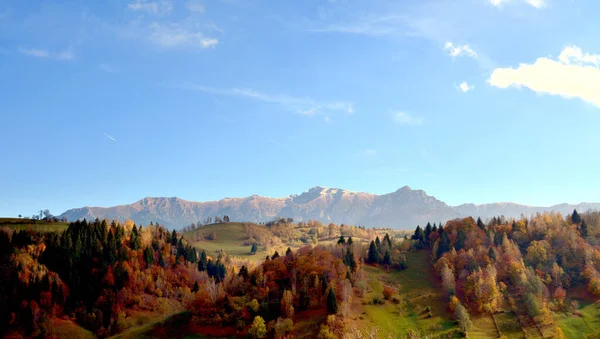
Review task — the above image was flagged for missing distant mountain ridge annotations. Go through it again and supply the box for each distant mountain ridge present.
[59,186,600,229]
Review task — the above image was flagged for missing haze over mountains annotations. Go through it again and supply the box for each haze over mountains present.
[59,186,600,229]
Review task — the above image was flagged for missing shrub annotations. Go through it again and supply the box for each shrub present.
[382,286,395,300]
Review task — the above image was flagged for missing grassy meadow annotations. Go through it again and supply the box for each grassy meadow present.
[0,217,69,232]
[183,222,274,261]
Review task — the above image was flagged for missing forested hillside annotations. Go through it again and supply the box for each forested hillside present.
[2,210,600,338]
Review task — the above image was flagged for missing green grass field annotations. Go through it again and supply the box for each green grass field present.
[0,217,69,232]
[557,301,600,339]
[48,317,95,339]
[359,250,460,338]
[183,222,275,261]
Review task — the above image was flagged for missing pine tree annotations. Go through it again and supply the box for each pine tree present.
[581,219,589,238]
[368,240,379,264]
[171,229,178,246]
[383,250,391,266]
[477,217,485,230]
[192,281,199,292]
[250,243,258,254]
[412,226,425,244]
[337,235,346,245]
[383,233,392,248]
[344,249,357,272]
[326,287,338,314]
[572,209,582,224]
[271,251,280,260]
[455,229,467,251]
[347,236,353,245]
[198,250,208,271]
[285,247,292,256]
[424,223,432,245]
[437,232,451,259]
[488,247,497,262]
[144,246,154,268]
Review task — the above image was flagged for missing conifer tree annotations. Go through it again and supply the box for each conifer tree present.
[326,287,338,314]
[572,209,582,224]
[368,240,379,264]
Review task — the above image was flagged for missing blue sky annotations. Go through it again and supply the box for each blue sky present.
[1,0,600,217]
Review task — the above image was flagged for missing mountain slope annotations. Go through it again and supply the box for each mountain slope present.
[59,186,600,229]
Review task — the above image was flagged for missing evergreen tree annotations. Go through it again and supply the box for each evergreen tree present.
[238,265,249,280]
[198,250,208,271]
[337,235,346,245]
[326,287,338,314]
[250,243,258,254]
[432,223,438,233]
[192,281,199,292]
[344,249,357,272]
[437,232,451,259]
[347,236,353,245]
[455,229,467,251]
[368,240,379,264]
[383,250,391,266]
[412,225,425,244]
[424,223,432,245]
[171,229,178,246]
[581,219,589,238]
[488,247,497,262]
[383,233,392,248]
[271,251,280,260]
[158,249,165,267]
[285,247,292,256]
[375,236,381,253]
[144,246,154,268]
[477,217,485,230]
[131,225,141,250]
[572,209,582,224]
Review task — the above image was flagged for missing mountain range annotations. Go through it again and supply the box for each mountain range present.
[59,186,600,229]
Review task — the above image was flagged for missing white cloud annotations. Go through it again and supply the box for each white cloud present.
[488,0,547,8]
[128,0,173,15]
[324,116,332,124]
[559,46,600,67]
[19,48,49,58]
[56,48,75,61]
[19,47,74,61]
[393,111,423,125]
[149,22,218,48]
[458,81,474,93]
[525,0,547,8]
[489,46,600,107]
[298,107,319,116]
[172,83,354,116]
[104,133,117,142]
[186,2,205,13]
[99,64,118,73]
[359,149,378,157]
[445,42,477,59]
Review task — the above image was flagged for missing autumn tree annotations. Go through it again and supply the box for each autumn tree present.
[281,289,294,318]
[248,316,267,338]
